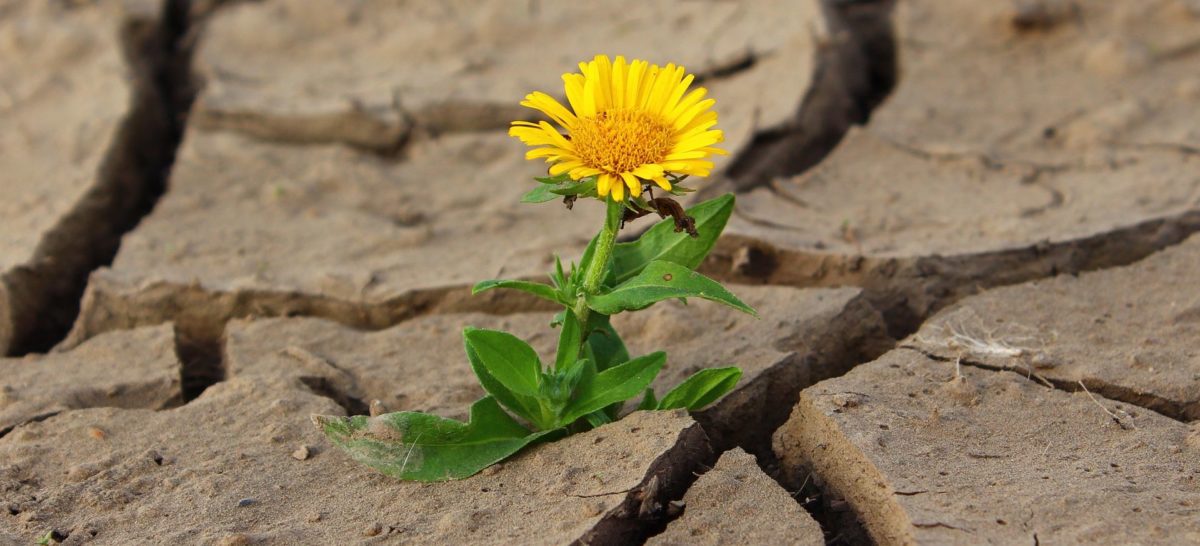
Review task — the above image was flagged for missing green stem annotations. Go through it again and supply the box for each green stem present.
[573,197,623,331]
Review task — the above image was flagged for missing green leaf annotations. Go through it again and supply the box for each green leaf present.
[555,311,582,370]
[463,328,542,396]
[550,178,597,197]
[314,396,557,481]
[552,256,567,289]
[472,279,563,304]
[658,367,743,411]
[558,352,666,426]
[636,388,658,411]
[584,410,612,428]
[521,184,560,203]
[586,260,757,317]
[558,358,589,400]
[610,194,734,284]
[583,314,629,372]
[463,330,549,428]
[536,173,572,184]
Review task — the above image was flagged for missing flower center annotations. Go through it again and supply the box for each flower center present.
[571,109,674,175]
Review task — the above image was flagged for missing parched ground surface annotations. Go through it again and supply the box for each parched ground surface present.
[2,0,1200,544]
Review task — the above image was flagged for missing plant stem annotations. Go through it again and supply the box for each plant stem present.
[573,197,623,328]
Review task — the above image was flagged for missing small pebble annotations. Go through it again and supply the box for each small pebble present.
[87,427,106,440]
[363,522,383,537]
[307,512,323,523]
[237,498,256,508]
[291,445,310,461]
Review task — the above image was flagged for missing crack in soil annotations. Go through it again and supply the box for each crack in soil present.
[897,345,1188,425]
[66,279,558,401]
[0,411,61,440]
[576,421,715,546]
[0,0,196,356]
[712,0,898,197]
[705,208,1200,339]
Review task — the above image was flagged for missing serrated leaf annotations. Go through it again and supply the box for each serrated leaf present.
[658,367,742,411]
[586,260,757,317]
[463,330,551,428]
[557,352,665,426]
[472,279,563,304]
[610,194,734,284]
[314,396,557,481]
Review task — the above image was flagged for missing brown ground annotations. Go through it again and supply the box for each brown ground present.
[2,0,1199,544]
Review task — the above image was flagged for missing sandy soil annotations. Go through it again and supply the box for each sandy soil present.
[2,0,1199,544]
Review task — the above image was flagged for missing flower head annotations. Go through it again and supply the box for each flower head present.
[510,55,726,201]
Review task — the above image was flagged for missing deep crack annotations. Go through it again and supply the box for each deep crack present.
[0,0,197,355]
[714,0,897,196]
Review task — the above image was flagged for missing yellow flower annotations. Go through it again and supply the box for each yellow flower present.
[510,54,727,201]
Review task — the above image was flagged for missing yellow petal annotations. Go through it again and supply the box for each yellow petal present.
[674,130,723,152]
[645,63,678,114]
[652,176,672,191]
[661,160,714,176]
[611,178,626,201]
[550,160,584,176]
[667,88,708,124]
[664,150,710,161]
[620,172,641,198]
[581,63,599,117]
[521,92,576,128]
[525,147,570,160]
[569,166,604,180]
[676,111,719,138]
[635,63,656,109]
[611,56,627,110]
[597,173,614,197]
[661,73,695,115]
[625,60,646,111]
[562,73,586,115]
[594,55,613,111]
[672,98,717,130]
[536,121,573,150]
[631,164,665,179]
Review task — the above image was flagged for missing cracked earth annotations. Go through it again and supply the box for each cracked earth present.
[1,0,1198,544]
